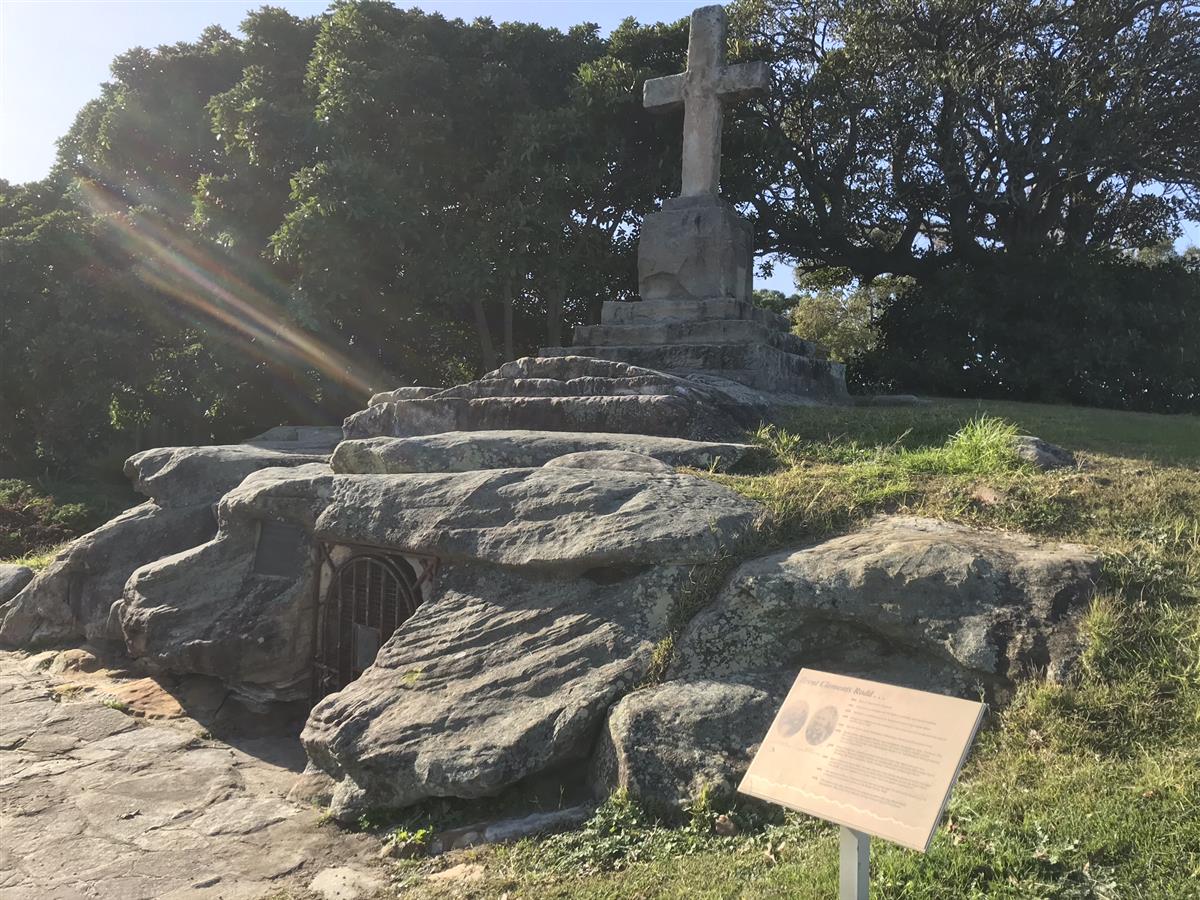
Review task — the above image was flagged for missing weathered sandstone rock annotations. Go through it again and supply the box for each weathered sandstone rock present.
[676,516,1100,693]
[119,464,333,702]
[125,442,333,508]
[0,430,340,650]
[331,430,754,475]
[303,562,696,820]
[596,516,1100,809]
[293,467,760,818]
[592,678,780,810]
[544,450,674,473]
[118,464,760,716]
[0,502,216,646]
[0,564,33,605]
[314,467,760,569]
[367,386,440,406]
[1015,435,1077,470]
[342,356,760,441]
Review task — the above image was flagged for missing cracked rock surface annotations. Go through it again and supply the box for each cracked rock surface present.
[0,650,379,900]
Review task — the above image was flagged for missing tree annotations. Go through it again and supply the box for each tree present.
[789,268,899,364]
[731,0,1200,280]
[752,289,799,315]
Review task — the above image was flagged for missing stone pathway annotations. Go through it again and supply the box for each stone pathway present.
[0,650,383,899]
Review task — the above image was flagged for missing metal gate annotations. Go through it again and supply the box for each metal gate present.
[312,547,432,700]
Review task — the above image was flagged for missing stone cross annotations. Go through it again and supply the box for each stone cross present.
[644,5,769,199]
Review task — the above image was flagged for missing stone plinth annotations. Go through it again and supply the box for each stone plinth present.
[541,195,848,402]
[638,196,752,302]
[541,290,849,403]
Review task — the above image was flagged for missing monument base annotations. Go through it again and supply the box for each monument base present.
[540,296,849,402]
[638,197,753,303]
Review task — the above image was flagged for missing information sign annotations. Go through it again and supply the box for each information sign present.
[738,669,985,853]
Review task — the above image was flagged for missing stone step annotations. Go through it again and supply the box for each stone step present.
[539,343,848,401]
[343,394,754,441]
[600,298,791,331]
[573,318,826,359]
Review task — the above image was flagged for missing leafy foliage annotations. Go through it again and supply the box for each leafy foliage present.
[736,0,1200,278]
[2,1,1198,474]
[0,477,135,559]
[854,249,1200,411]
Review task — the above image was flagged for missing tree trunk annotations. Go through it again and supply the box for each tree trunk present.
[471,297,497,374]
[502,271,515,363]
[545,280,565,348]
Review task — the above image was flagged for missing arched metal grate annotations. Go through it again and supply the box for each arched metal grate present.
[313,552,423,699]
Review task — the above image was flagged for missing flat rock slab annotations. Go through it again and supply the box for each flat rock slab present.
[332,430,755,475]
[314,467,762,568]
[125,442,334,508]
[544,450,674,473]
[342,356,761,441]
[0,650,378,900]
[309,866,387,899]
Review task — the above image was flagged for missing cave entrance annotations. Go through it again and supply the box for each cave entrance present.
[312,544,436,700]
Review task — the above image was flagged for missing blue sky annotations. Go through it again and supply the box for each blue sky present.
[0,0,1194,279]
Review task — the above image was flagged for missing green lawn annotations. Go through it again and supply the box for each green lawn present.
[386,399,1200,899]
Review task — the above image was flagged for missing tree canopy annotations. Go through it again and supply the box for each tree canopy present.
[2,0,1197,473]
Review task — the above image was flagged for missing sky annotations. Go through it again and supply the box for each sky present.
[0,0,1194,277]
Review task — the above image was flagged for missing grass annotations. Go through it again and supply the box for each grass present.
[387,399,1199,899]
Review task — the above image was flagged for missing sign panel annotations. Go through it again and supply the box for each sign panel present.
[738,669,985,851]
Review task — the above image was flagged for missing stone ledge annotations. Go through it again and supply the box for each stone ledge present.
[343,394,755,441]
[540,343,848,400]
[601,297,791,330]
[573,318,826,358]
[331,431,756,475]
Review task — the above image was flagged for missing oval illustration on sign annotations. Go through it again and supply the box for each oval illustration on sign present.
[805,705,839,745]
[776,700,810,738]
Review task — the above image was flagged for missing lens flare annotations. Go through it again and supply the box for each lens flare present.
[78,176,384,402]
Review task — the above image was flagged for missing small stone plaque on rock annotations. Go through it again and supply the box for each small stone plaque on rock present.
[252,520,307,578]
[739,669,985,852]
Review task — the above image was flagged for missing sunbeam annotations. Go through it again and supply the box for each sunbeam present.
[78,176,385,402]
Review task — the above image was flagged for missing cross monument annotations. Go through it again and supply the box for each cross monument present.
[539,4,848,402]
[644,5,768,198]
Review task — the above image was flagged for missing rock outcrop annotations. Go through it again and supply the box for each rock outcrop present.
[596,515,1100,809]
[294,466,760,819]
[0,430,341,648]
[121,458,758,763]
[118,464,333,703]
[125,435,336,507]
[0,502,217,646]
[332,430,755,475]
[342,356,765,442]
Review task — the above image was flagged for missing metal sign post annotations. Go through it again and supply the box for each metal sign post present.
[839,826,869,899]
[739,671,987,900]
